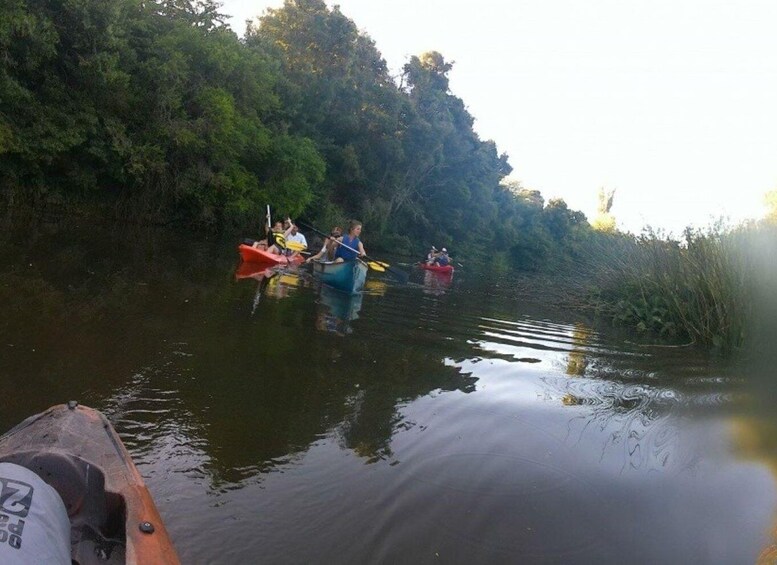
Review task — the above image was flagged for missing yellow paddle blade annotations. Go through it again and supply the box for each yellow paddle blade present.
[367,261,386,272]
[284,241,307,251]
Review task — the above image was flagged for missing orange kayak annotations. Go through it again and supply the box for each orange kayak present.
[0,403,180,564]
[238,244,304,265]
[235,261,276,280]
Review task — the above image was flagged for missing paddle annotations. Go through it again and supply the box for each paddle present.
[270,233,306,252]
[298,221,408,283]
[284,241,307,252]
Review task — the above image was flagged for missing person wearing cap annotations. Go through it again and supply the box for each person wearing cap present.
[433,247,451,267]
[426,246,437,263]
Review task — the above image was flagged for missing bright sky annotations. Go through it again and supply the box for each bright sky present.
[221,0,777,234]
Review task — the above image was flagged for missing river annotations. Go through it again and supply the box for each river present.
[1,224,776,564]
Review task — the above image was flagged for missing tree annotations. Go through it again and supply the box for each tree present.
[249,0,404,228]
[399,51,511,247]
[0,0,601,267]
[0,0,325,226]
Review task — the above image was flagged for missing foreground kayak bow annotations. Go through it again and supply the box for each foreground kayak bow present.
[0,402,180,565]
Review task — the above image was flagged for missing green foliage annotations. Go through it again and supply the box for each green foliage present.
[0,0,600,267]
[250,0,408,225]
[587,223,777,349]
[4,0,771,355]
[0,0,323,226]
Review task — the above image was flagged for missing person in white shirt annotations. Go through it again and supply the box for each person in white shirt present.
[284,221,308,257]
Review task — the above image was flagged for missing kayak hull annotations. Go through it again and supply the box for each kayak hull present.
[0,403,180,564]
[235,261,275,280]
[312,260,368,294]
[418,262,454,273]
[238,244,304,265]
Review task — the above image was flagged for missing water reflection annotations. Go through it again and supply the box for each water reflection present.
[555,322,685,472]
[565,322,593,376]
[471,314,745,474]
[234,261,274,282]
[315,285,363,336]
[235,262,307,314]
[235,262,274,314]
[263,271,303,299]
[363,279,388,297]
[422,269,453,295]
[732,413,777,562]
[2,225,775,564]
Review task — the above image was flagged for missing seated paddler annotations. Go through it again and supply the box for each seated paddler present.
[333,220,366,263]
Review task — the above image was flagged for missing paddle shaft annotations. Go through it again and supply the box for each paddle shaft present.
[297,221,364,256]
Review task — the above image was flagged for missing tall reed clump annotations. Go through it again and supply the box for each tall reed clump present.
[591,222,775,349]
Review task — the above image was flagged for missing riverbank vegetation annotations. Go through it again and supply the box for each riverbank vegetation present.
[2,0,775,351]
[587,218,777,350]
[1,0,588,264]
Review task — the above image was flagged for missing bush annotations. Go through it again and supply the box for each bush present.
[591,222,776,350]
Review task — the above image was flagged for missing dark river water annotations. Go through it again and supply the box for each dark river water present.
[1,224,776,564]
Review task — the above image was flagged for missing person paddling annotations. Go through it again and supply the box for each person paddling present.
[433,247,451,267]
[249,220,282,254]
[251,218,299,255]
[306,226,343,263]
[284,219,308,257]
[333,220,366,263]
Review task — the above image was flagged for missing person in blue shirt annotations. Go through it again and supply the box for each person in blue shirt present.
[434,248,450,266]
[334,220,366,262]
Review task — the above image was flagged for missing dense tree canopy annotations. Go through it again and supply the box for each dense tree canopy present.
[1,0,595,268]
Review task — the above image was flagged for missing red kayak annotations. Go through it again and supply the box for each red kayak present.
[238,244,304,265]
[235,262,276,280]
[418,262,454,274]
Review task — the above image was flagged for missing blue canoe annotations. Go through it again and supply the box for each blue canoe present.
[312,260,368,294]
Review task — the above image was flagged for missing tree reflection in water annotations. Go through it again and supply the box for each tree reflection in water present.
[4,223,773,563]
